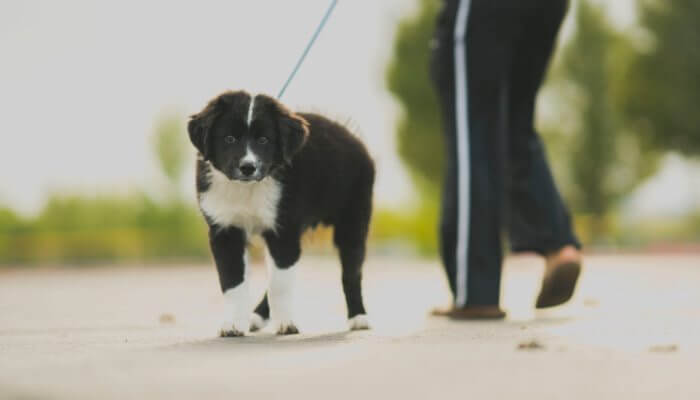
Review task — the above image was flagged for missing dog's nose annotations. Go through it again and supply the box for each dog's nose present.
[239,163,256,177]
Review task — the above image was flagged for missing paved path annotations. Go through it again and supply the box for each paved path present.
[1,254,699,399]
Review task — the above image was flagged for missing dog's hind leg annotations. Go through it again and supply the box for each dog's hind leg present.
[250,293,269,332]
[337,241,369,330]
[334,185,373,331]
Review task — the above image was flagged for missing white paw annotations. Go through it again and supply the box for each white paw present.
[219,317,249,337]
[249,313,267,332]
[348,314,370,331]
[220,281,251,338]
[272,320,299,335]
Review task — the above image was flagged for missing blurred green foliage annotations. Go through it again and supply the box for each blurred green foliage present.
[386,0,443,198]
[153,112,188,197]
[383,0,442,255]
[0,196,208,264]
[540,0,661,242]
[621,0,700,157]
[371,199,440,256]
[0,114,209,265]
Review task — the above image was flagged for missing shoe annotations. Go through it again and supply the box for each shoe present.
[431,305,506,320]
[536,261,581,308]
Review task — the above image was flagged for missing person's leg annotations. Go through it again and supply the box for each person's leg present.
[506,0,582,308]
[431,0,462,302]
[431,0,518,316]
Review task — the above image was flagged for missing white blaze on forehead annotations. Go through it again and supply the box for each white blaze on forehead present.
[246,94,257,126]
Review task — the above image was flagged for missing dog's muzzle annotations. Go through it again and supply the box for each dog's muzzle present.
[230,162,265,182]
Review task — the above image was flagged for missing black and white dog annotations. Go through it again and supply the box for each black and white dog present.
[188,91,374,336]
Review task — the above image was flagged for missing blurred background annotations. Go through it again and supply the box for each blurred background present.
[1,0,698,266]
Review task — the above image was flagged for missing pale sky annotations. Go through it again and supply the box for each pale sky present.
[0,0,415,214]
[1,0,696,217]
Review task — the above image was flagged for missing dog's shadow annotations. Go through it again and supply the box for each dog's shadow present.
[165,329,362,352]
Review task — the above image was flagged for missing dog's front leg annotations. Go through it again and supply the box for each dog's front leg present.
[263,228,301,335]
[209,226,250,337]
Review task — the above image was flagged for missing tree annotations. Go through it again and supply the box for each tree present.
[620,0,700,157]
[540,0,660,239]
[386,0,443,199]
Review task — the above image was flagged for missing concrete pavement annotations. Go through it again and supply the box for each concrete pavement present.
[1,254,699,399]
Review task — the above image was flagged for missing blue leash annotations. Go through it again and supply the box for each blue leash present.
[277,0,338,99]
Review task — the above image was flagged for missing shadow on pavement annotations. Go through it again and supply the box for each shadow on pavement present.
[164,329,358,351]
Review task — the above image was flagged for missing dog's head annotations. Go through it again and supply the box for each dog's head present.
[188,91,309,182]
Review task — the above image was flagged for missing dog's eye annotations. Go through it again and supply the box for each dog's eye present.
[224,136,236,144]
[257,137,269,145]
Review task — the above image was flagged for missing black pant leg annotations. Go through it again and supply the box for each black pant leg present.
[431,2,458,297]
[431,0,517,306]
[431,0,459,300]
[506,0,581,255]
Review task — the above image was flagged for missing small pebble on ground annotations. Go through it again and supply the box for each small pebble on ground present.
[159,313,176,324]
[649,344,678,353]
[583,298,600,307]
[518,340,545,350]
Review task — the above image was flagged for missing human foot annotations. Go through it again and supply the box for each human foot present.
[431,305,506,320]
[536,245,582,308]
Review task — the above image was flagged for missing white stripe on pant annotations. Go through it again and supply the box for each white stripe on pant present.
[453,0,472,307]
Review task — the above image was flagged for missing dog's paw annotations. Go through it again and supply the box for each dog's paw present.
[249,313,267,332]
[219,319,249,337]
[273,321,299,335]
[348,314,370,331]
[219,328,246,337]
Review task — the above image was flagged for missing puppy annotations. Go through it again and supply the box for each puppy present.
[188,91,374,336]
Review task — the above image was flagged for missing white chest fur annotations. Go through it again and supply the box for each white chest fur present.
[199,167,282,236]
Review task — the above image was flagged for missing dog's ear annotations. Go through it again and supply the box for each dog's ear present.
[277,106,310,165]
[188,98,222,160]
[187,116,209,159]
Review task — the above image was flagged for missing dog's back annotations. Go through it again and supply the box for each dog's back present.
[278,112,375,231]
